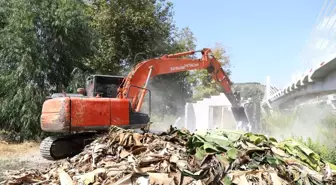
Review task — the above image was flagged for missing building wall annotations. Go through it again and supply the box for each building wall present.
[184,93,237,132]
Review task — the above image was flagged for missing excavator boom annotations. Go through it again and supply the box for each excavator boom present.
[117,48,249,125]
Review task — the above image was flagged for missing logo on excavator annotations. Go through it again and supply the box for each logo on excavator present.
[170,63,199,71]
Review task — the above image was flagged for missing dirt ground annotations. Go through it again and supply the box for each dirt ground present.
[0,141,53,181]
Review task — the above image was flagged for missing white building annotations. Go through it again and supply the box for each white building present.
[184,93,237,132]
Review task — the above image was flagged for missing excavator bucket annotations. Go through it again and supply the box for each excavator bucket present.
[230,106,250,128]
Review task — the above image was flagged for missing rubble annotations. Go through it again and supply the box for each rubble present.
[2,126,336,185]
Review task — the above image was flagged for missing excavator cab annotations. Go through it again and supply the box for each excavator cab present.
[48,75,124,99]
[85,75,124,98]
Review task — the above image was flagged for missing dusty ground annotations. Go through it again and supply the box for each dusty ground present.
[0,141,53,181]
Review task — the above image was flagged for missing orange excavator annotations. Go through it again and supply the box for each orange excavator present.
[40,48,250,160]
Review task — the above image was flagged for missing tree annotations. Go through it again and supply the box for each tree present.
[188,43,232,101]
[171,27,197,52]
[86,1,197,118]
[232,83,265,102]
[86,0,177,75]
[0,0,10,30]
[0,0,95,139]
[147,27,197,118]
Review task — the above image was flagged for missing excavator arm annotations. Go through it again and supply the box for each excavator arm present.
[117,48,250,126]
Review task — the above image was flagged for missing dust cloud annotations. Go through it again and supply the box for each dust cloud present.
[139,77,189,132]
[136,74,335,144]
[265,103,334,143]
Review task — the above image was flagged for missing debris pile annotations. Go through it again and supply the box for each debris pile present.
[2,126,336,185]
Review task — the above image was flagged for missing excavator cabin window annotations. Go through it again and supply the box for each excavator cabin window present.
[85,75,124,98]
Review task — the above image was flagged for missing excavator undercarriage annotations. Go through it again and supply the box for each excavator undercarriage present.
[40,132,97,160]
[40,124,152,160]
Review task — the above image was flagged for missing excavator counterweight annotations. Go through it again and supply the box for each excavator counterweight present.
[39,48,251,160]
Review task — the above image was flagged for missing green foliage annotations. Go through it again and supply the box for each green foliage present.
[66,68,93,93]
[0,0,10,30]
[0,0,95,139]
[294,137,336,164]
[261,110,297,138]
[300,128,336,164]
[232,82,265,102]
[86,0,177,74]
[188,43,231,101]
[35,0,95,89]
[263,105,336,164]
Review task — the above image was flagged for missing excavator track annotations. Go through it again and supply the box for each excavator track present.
[40,132,98,161]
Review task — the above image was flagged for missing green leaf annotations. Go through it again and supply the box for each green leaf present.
[221,176,232,185]
[195,148,207,161]
[181,169,206,179]
[247,161,259,169]
[246,133,267,145]
[252,152,264,162]
[203,141,219,153]
[279,139,322,171]
[266,156,277,165]
[216,153,230,167]
[227,148,238,160]
[204,135,231,147]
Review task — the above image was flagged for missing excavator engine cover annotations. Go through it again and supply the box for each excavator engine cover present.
[41,97,150,133]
